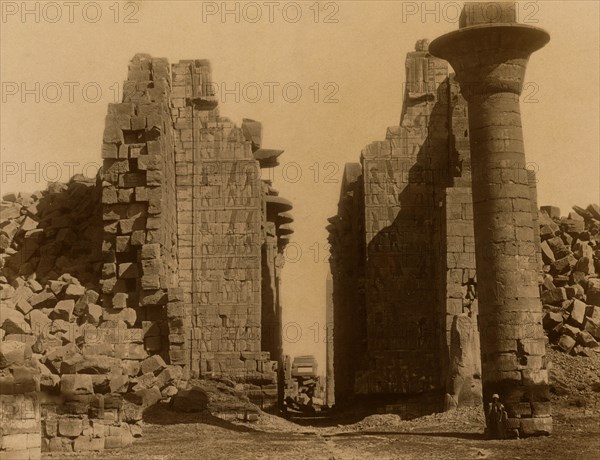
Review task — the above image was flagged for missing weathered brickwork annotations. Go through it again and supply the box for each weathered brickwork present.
[329,30,546,419]
[330,42,457,411]
[0,341,41,460]
[101,54,178,362]
[357,54,447,396]
[167,62,288,406]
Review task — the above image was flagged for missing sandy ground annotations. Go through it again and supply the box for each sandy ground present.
[43,348,600,460]
[42,403,600,460]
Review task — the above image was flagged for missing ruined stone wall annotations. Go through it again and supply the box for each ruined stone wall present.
[1,53,289,453]
[170,61,280,406]
[0,341,41,459]
[329,43,484,414]
[101,53,178,359]
[438,78,482,409]
[328,163,365,405]
[353,43,449,398]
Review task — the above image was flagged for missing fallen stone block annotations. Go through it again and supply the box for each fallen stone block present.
[121,360,141,377]
[48,280,66,296]
[541,206,560,219]
[50,299,75,321]
[27,279,43,292]
[104,431,133,450]
[568,219,587,234]
[156,365,183,389]
[540,287,567,305]
[74,289,100,316]
[0,201,22,220]
[567,299,587,327]
[15,298,32,315]
[141,354,167,375]
[577,330,599,348]
[0,306,31,334]
[86,303,103,325]
[38,365,60,390]
[557,334,576,353]
[112,292,128,309]
[109,372,130,393]
[4,333,36,348]
[540,241,555,263]
[131,374,155,395]
[29,289,57,309]
[61,374,94,396]
[546,237,570,259]
[583,319,600,341]
[65,283,86,298]
[586,203,600,220]
[550,255,577,274]
[565,284,585,299]
[32,333,62,354]
[13,284,33,302]
[0,340,31,368]
[130,385,162,408]
[27,309,51,335]
[0,284,16,301]
[45,343,82,374]
[62,355,121,375]
[560,323,581,338]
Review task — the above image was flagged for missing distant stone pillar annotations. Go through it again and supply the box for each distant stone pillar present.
[430,3,552,437]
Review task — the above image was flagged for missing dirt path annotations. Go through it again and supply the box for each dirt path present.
[45,406,600,460]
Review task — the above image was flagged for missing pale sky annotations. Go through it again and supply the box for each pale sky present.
[1,1,599,369]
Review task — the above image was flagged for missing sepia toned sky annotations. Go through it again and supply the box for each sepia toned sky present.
[1,1,599,370]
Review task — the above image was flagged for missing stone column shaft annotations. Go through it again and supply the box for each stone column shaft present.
[430,2,552,437]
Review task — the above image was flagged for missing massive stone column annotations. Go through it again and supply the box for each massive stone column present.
[430,3,552,436]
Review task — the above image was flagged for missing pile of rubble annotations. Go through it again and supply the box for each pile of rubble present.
[0,180,185,454]
[0,177,102,285]
[539,204,600,356]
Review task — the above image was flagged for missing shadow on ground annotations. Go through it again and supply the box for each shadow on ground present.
[142,403,260,433]
[324,431,484,440]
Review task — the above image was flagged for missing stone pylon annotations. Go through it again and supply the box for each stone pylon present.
[430,3,552,437]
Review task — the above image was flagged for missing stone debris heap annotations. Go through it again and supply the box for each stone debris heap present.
[539,205,600,355]
[0,179,184,454]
